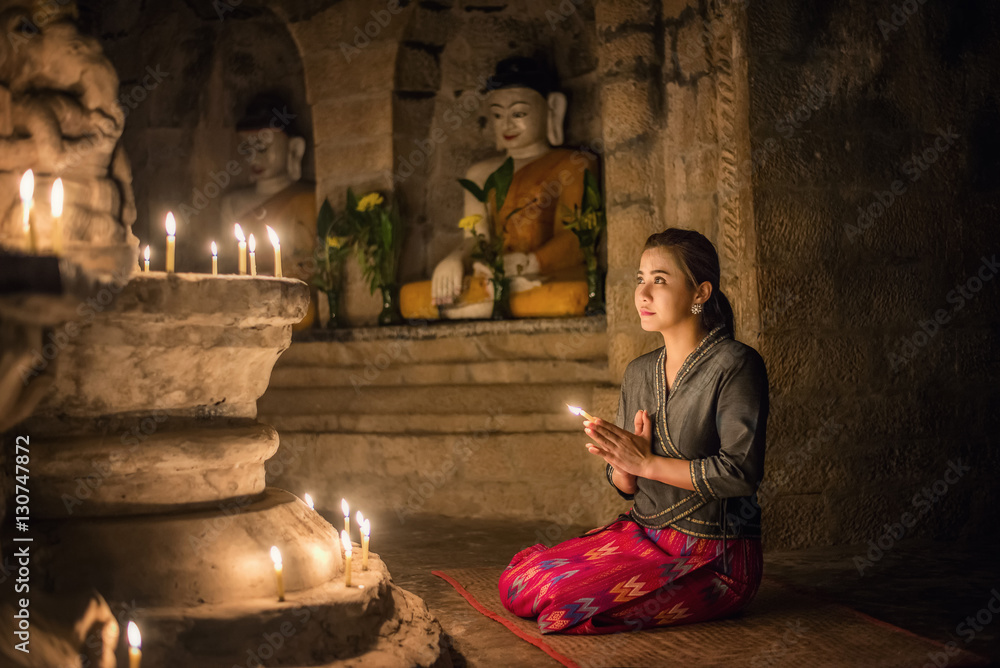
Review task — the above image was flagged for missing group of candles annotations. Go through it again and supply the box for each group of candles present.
[141,215,283,278]
[16,170,63,255]
[269,494,372,602]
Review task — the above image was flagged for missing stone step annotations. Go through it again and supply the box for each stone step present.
[262,411,587,434]
[258,383,604,416]
[268,432,628,527]
[278,329,608,368]
[269,358,610,388]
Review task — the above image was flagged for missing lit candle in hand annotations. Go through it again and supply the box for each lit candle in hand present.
[211,241,218,275]
[567,404,597,422]
[341,530,352,587]
[248,233,257,276]
[143,245,150,272]
[19,170,35,253]
[165,212,176,273]
[127,621,141,668]
[51,178,63,255]
[270,545,285,602]
[234,223,247,275]
[361,518,370,571]
[266,225,281,278]
[341,499,350,536]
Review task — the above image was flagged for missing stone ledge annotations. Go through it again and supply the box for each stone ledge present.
[297,314,606,342]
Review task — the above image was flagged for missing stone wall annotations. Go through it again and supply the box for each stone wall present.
[746,0,1000,548]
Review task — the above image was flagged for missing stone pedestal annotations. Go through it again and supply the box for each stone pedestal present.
[3,273,447,667]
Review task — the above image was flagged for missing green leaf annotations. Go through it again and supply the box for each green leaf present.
[316,198,335,239]
[458,178,487,202]
[346,188,359,213]
[492,157,515,213]
[583,169,601,212]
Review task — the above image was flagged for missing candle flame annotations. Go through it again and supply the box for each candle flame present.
[127,621,141,649]
[51,178,63,218]
[567,405,583,416]
[356,510,364,527]
[165,212,176,237]
[266,224,280,247]
[341,499,349,517]
[143,245,150,261]
[211,241,218,257]
[270,545,282,567]
[304,493,314,509]
[341,530,352,556]
[234,222,245,242]
[248,233,256,253]
[19,170,33,202]
[361,518,370,538]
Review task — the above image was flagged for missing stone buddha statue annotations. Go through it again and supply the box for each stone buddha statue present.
[220,94,317,330]
[400,57,598,320]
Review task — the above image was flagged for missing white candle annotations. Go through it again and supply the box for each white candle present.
[567,404,596,422]
[19,170,35,253]
[341,530,352,587]
[266,225,282,278]
[211,241,218,275]
[165,212,176,273]
[361,519,370,571]
[143,245,150,273]
[234,223,247,275]
[51,178,63,255]
[341,499,350,536]
[248,233,257,276]
[127,621,142,668]
[270,546,285,601]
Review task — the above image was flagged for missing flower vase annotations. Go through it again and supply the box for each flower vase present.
[584,251,605,316]
[378,284,404,326]
[325,290,341,329]
[491,275,512,320]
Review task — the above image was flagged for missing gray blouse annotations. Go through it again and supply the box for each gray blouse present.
[606,325,769,539]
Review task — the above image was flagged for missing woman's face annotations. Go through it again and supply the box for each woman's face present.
[635,247,698,332]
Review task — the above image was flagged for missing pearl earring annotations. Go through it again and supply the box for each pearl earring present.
[691,303,703,315]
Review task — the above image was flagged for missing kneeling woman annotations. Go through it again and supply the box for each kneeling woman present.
[500,228,769,635]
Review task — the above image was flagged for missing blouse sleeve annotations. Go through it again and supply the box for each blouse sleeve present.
[605,382,635,500]
[689,350,769,499]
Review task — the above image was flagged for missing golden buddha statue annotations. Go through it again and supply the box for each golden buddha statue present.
[400,57,598,320]
[220,94,317,330]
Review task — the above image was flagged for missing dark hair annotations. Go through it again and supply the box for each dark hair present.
[643,228,735,334]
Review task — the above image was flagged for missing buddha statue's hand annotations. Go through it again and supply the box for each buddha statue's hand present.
[503,252,540,277]
[431,252,464,306]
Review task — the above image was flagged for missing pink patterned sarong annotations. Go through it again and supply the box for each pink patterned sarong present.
[499,517,763,635]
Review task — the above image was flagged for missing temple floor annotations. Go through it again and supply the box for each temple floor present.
[327,511,999,667]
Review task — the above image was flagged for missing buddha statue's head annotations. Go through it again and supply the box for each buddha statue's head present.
[483,57,567,152]
[236,93,306,185]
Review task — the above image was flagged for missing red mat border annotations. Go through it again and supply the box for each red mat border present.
[434,570,993,668]
[432,570,579,668]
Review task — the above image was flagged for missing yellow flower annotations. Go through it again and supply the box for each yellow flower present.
[326,236,348,249]
[458,214,483,231]
[357,192,384,212]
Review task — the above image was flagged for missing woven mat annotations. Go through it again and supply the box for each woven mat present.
[433,568,990,668]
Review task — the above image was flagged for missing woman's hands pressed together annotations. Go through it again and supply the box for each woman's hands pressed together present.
[584,410,653,478]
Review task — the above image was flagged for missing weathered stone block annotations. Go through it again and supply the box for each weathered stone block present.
[600,79,657,147]
[312,94,393,146]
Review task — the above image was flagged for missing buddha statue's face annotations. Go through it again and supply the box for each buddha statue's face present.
[487,87,549,152]
[239,128,291,183]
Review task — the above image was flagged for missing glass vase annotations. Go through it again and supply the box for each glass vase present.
[584,251,605,316]
[491,275,512,320]
[325,290,340,330]
[378,283,404,326]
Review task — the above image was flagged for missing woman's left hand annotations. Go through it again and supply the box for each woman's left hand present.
[585,410,653,477]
